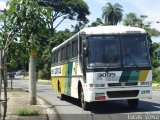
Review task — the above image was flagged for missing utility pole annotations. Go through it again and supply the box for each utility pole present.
[29,36,37,105]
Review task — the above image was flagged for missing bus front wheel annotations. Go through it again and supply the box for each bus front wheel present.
[80,88,89,110]
[127,99,139,108]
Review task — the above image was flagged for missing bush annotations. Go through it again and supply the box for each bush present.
[152,67,160,82]
[17,107,39,116]
[38,70,51,79]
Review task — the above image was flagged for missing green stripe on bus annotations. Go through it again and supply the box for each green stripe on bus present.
[64,64,68,95]
[119,71,132,82]
[64,63,73,96]
[120,71,141,82]
[128,71,139,82]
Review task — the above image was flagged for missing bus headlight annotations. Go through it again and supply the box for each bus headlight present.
[141,90,150,94]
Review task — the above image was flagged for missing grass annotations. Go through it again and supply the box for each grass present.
[11,91,22,97]
[17,107,39,116]
[37,80,51,85]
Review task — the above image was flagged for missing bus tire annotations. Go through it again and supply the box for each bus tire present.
[58,82,64,100]
[127,99,139,108]
[80,87,89,110]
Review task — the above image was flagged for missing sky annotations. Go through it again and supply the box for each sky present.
[0,0,160,42]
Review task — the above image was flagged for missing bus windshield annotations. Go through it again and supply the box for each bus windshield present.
[121,35,150,67]
[88,34,150,68]
[88,35,121,67]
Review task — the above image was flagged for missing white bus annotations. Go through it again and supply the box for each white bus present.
[51,26,152,110]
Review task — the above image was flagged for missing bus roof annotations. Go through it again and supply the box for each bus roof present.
[80,26,146,35]
[52,26,146,52]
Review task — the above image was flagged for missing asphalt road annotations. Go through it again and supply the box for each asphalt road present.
[9,79,160,120]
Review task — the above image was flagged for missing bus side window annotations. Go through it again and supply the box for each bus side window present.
[58,50,61,63]
[61,47,66,62]
[55,51,58,63]
[67,43,72,60]
[79,36,82,56]
[72,40,78,58]
[52,52,54,64]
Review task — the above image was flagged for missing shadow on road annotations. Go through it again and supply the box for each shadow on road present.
[62,95,160,114]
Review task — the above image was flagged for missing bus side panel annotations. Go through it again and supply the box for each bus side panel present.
[71,62,83,99]
[51,77,58,92]
[64,63,73,96]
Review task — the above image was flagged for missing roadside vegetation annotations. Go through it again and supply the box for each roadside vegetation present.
[0,1,159,82]
[0,0,159,118]
[17,107,39,116]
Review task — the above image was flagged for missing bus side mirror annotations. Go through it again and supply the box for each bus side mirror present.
[83,40,88,57]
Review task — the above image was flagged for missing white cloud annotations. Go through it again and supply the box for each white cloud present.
[0,1,6,11]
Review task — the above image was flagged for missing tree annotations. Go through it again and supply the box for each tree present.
[72,22,86,33]
[37,29,74,79]
[123,12,139,27]
[34,0,90,81]
[123,12,160,37]
[123,13,151,28]
[89,18,103,27]
[0,7,19,119]
[102,2,123,25]
[36,0,90,36]
[6,0,49,105]
[145,28,160,37]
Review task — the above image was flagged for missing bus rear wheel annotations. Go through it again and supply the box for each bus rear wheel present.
[58,82,64,100]
[80,87,89,110]
[127,99,139,108]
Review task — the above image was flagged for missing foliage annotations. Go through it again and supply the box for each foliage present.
[123,13,150,28]
[35,0,90,36]
[151,42,160,81]
[37,29,73,79]
[152,42,160,65]
[7,0,48,47]
[123,12,160,37]
[89,18,103,27]
[123,13,139,27]
[102,2,123,25]
[8,42,29,71]
[17,107,39,116]
[72,22,86,33]
[4,0,89,79]
[49,29,74,47]
[145,28,160,37]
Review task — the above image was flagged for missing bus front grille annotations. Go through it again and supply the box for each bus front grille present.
[107,90,139,98]
[108,82,138,87]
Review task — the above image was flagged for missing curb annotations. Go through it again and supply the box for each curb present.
[38,95,61,120]
[9,88,58,120]
[18,88,60,120]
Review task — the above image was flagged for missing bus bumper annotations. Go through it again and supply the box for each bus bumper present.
[84,87,152,102]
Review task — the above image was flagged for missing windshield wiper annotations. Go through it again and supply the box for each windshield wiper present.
[125,54,139,68]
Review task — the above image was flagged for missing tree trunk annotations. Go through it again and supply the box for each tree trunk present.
[29,50,37,105]
[2,50,8,120]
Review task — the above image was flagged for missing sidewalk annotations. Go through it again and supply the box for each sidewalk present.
[1,89,48,120]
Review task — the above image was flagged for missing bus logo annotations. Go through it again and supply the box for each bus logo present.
[121,82,125,86]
